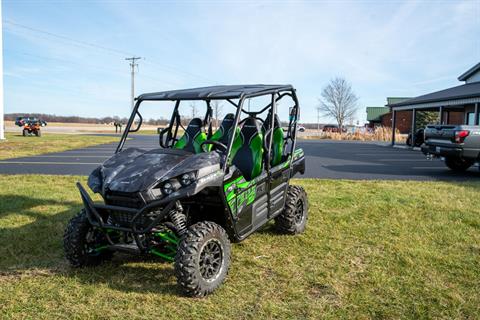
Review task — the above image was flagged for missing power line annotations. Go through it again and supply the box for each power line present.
[5,19,216,84]
[4,49,181,88]
[4,19,134,57]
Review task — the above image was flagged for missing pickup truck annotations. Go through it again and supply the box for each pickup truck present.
[421,124,480,171]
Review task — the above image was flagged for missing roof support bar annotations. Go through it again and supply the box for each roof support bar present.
[411,109,416,148]
[391,110,396,146]
[475,103,479,126]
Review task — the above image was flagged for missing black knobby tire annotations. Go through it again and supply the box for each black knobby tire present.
[175,221,231,297]
[63,209,113,267]
[275,185,308,234]
[444,156,474,172]
[22,129,28,137]
[36,130,41,137]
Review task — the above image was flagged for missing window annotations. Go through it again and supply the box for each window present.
[466,113,479,125]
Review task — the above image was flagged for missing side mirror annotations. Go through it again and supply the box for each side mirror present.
[289,106,298,121]
[128,112,143,132]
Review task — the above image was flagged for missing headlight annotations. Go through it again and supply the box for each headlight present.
[157,171,197,197]
[180,172,196,186]
[162,182,174,195]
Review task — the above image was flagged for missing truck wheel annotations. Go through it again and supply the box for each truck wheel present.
[63,209,113,267]
[275,185,308,235]
[406,134,412,147]
[175,221,231,297]
[22,129,27,137]
[444,156,474,172]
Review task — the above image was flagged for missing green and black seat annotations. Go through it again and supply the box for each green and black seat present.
[211,113,235,146]
[232,117,264,181]
[173,118,207,154]
[262,113,284,166]
[211,113,242,161]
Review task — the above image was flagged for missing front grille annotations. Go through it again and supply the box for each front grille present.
[104,191,161,229]
[105,191,144,209]
[108,210,162,229]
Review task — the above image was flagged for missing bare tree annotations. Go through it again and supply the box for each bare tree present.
[212,101,223,128]
[190,102,198,119]
[318,77,359,131]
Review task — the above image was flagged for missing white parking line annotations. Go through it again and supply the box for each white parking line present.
[30,155,109,158]
[0,161,100,165]
[63,148,116,151]
[377,159,432,162]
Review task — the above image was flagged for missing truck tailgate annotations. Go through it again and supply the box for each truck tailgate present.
[424,125,456,146]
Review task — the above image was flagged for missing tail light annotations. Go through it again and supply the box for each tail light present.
[454,130,469,143]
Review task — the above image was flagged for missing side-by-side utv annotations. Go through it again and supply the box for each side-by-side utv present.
[64,85,307,297]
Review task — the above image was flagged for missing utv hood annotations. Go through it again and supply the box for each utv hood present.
[88,148,221,194]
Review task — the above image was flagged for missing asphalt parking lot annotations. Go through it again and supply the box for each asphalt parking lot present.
[0,135,479,180]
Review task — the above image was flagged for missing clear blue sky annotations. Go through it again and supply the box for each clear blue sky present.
[3,0,480,123]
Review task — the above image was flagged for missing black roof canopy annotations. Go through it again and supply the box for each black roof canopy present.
[138,84,293,101]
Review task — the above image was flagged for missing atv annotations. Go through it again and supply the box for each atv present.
[22,120,43,137]
[63,85,307,297]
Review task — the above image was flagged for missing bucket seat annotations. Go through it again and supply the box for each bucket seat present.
[232,117,264,181]
[173,118,207,154]
[262,113,284,166]
[211,113,235,146]
[211,113,242,160]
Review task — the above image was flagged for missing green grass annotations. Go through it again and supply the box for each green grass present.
[0,133,119,160]
[0,175,479,319]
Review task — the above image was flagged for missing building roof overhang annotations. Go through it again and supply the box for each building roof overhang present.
[458,62,480,82]
[387,82,480,110]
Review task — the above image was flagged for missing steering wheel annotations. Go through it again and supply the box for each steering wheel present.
[201,140,228,153]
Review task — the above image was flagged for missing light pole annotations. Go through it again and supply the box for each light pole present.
[0,0,4,140]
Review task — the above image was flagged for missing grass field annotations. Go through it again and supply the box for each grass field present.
[0,133,119,160]
[0,175,478,319]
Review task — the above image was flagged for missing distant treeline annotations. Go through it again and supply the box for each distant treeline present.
[5,113,327,128]
[5,113,169,126]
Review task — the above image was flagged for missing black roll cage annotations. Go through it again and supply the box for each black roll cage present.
[116,88,300,173]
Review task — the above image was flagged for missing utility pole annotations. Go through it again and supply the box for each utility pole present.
[125,57,142,110]
[0,0,4,140]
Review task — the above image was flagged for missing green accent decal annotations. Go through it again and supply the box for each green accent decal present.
[223,175,257,216]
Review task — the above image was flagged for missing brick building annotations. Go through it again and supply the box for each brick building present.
[366,98,411,133]
[387,62,480,145]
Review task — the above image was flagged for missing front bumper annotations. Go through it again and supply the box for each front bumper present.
[77,182,175,234]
